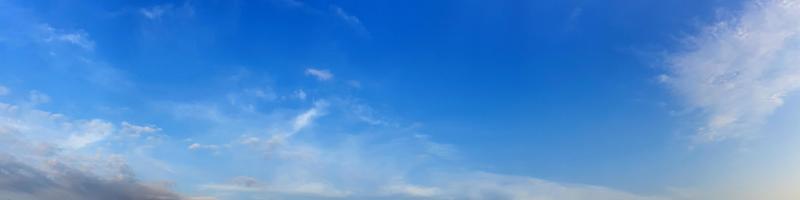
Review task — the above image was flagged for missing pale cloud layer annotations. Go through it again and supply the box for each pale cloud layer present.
[661,0,800,142]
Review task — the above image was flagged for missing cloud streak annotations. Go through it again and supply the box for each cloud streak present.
[331,5,368,35]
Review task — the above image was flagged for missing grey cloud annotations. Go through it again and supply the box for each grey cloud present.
[0,155,186,200]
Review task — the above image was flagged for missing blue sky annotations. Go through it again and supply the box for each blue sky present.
[2,0,800,199]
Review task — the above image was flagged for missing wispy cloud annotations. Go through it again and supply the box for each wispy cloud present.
[40,24,95,50]
[661,0,800,142]
[120,121,162,137]
[330,5,369,36]
[305,68,334,81]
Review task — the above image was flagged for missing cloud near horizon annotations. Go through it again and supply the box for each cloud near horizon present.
[661,0,800,142]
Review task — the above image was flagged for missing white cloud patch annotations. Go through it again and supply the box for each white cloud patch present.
[661,0,800,142]
[305,68,334,81]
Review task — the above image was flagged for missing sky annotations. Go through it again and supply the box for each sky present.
[2,0,800,199]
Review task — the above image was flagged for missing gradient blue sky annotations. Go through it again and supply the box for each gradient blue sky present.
[2,0,800,199]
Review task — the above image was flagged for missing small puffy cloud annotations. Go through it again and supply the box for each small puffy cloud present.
[661,0,800,142]
[305,68,334,81]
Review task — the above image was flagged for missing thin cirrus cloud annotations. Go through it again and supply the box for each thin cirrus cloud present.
[184,81,664,200]
[661,0,800,142]
[331,5,369,35]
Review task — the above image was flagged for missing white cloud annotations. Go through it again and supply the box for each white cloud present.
[260,100,328,154]
[292,101,325,132]
[305,68,334,81]
[662,0,800,142]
